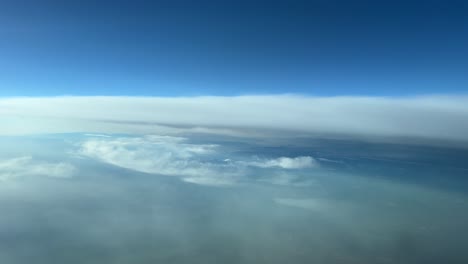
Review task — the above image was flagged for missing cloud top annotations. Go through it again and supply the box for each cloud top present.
[77,135,317,186]
[1,95,468,143]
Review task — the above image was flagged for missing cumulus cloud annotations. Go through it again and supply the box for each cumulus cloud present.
[0,156,76,181]
[77,135,318,186]
[1,95,468,144]
[78,135,241,185]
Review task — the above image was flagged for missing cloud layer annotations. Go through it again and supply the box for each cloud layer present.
[2,95,468,143]
[1,133,468,264]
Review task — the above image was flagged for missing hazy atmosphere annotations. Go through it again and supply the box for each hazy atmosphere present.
[1,1,468,263]
[1,133,468,263]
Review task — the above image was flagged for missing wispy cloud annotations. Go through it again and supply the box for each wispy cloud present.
[0,156,76,181]
[243,156,318,169]
[2,95,468,144]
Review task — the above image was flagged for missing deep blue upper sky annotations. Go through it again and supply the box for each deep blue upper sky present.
[0,0,467,96]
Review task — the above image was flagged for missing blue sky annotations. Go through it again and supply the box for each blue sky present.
[0,0,467,97]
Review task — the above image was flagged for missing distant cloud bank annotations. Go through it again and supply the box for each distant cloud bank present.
[1,95,468,144]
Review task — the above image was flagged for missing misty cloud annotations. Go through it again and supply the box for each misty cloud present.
[1,95,468,145]
[275,198,326,210]
[258,172,317,187]
[1,133,468,264]
[0,156,75,181]
[244,156,318,169]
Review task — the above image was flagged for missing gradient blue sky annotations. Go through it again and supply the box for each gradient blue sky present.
[0,0,467,97]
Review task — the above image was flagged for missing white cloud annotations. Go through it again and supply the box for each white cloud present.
[0,156,76,181]
[77,135,319,186]
[245,156,318,169]
[78,136,241,186]
[1,95,468,144]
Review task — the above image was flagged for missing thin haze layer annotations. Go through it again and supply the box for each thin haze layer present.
[1,96,468,144]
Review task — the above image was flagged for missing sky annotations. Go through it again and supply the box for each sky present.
[1,0,468,145]
[2,3,468,263]
[0,0,467,97]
